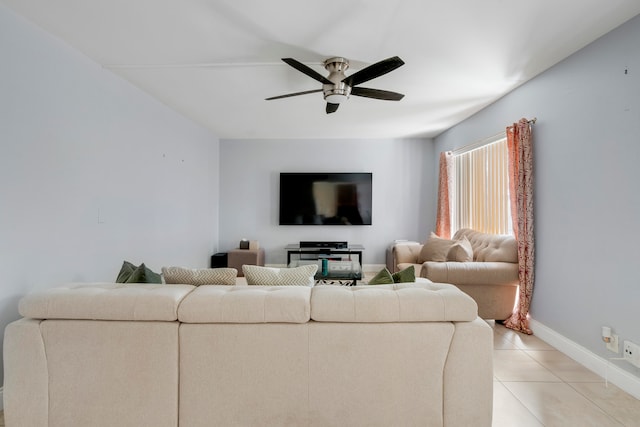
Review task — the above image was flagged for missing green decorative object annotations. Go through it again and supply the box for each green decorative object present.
[116,261,162,284]
[368,267,394,285]
[116,261,137,283]
[392,265,416,283]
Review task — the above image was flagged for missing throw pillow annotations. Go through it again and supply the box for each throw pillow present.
[161,266,238,286]
[368,267,394,285]
[116,260,137,283]
[125,263,162,284]
[243,264,318,286]
[418,232,456,262]
[446,236,474,262]
[391,265,416,283]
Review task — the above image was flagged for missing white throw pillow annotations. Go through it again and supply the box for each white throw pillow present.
[446,236,474,262]
[161,266,238,286]
[418,232,474,263]
[418,232,455,262]
[243,264,318,286]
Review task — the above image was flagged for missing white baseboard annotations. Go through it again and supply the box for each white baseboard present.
[362,264,386,273]
[530,318,640,400]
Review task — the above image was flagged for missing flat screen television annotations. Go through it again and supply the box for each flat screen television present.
[279,172,372,225]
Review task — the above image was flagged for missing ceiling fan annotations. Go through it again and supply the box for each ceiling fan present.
[266,56,405,114]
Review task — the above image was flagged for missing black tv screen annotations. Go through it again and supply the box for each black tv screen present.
[279,173,372,225]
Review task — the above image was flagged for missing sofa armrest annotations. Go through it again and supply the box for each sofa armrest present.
[386,241,423,272]
[4,319,49,426]
[420,261,519,286]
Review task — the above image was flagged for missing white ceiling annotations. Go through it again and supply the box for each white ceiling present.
[4,0,640,139]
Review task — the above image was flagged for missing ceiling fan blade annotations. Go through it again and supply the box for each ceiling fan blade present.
[282,58,333,85]
[351,87,405,101]
[265,89,323,100]
[343,56,404,87]
[326,103,340,114]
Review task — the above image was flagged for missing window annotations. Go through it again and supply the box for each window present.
[451,136,512,235]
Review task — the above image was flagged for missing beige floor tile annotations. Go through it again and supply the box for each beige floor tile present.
[494,332,521,350]
[487,320,507,335]
[570,382,640,427]
[493,350,562,382]
[498,328,556,350]
[525,350,605,382]
[493,381,544,427]
[504,382,623,427]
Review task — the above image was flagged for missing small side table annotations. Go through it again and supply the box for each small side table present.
[227,248,265,277]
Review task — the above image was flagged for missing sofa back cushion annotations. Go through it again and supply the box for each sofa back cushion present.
[453,228,517,263]
[18,283,195,321]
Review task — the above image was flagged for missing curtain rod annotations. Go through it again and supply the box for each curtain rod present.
[449,117,536,156]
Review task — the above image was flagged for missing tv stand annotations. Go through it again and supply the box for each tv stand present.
[285,243,364,285]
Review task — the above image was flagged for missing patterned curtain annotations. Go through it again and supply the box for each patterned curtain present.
[504,118,535,334]
[435,151,453,239]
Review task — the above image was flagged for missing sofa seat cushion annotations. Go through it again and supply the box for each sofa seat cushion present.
[311,282,477,322]
[178,285,311,324]
[397,262,425,277]
[18,283,195,321]
[421,261,519,286]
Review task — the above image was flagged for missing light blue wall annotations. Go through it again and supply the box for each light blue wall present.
[435,14,640,376]
[0,5,220,384]
[218,138,436,266]
[4,0,639,390]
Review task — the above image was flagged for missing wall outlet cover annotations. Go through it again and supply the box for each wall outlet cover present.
[623,340,640,368]
[607,334,619,353]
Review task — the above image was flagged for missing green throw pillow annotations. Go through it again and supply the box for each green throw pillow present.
[392,265,416,283]
[116,261,137,283]
[368,267,394,285]
[125,263,162,284]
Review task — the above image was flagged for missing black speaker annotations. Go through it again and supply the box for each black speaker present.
[210,253,228,268]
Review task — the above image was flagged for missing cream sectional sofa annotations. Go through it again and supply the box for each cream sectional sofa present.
[387,228,519,320]
[4,281,493,427]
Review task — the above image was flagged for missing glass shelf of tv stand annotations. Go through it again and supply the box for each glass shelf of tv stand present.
[285,244,364,286]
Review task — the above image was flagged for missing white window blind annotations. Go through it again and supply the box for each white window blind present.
[452,137,512,235]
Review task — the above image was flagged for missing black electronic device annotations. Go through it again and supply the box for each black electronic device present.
[279,172,372,225]
[299,241,348,249]
[210,253,228,268]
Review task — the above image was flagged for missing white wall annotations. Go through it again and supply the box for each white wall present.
[435,14,640,377]
[219,138,435,266]
[0,5,220,384]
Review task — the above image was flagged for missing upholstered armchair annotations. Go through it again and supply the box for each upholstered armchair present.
[387,228,519,320]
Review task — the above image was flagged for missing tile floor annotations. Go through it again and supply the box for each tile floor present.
[0,322,637,426]
[490,321,640,426]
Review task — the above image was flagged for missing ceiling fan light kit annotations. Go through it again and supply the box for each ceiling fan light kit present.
[322,57,351,104]
[266,56,405,114]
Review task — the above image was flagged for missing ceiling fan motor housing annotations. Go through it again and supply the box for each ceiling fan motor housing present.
[323,57,351,103]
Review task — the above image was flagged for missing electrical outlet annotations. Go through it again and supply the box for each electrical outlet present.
[623,340,640,368]
[607,334,619,353]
